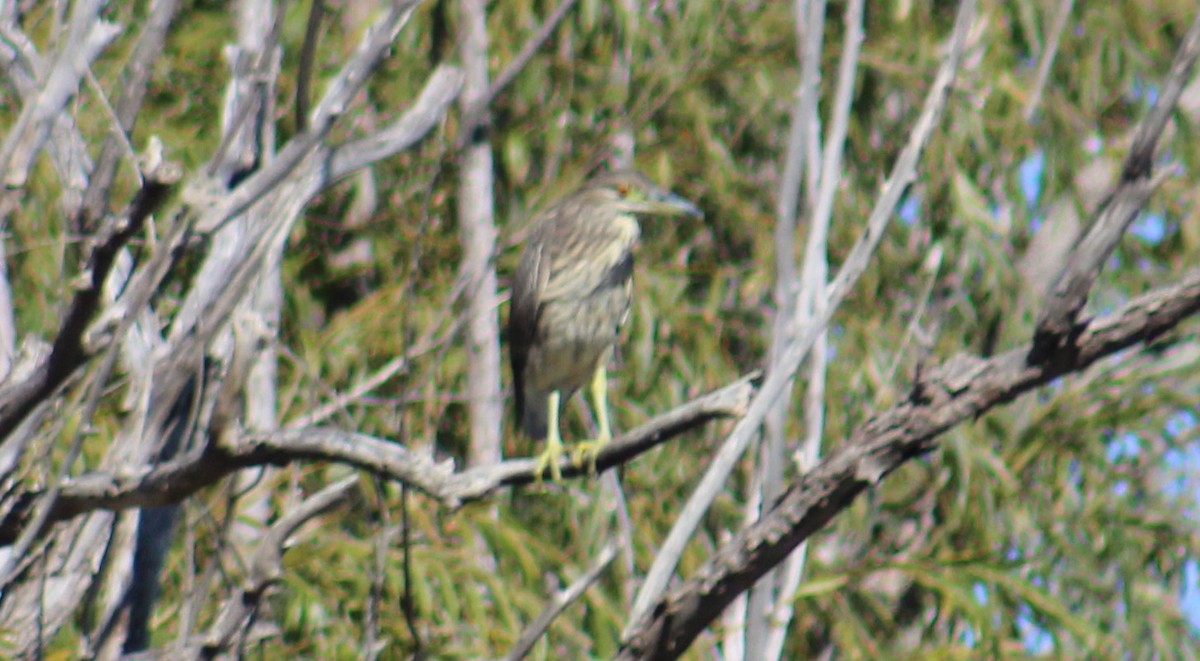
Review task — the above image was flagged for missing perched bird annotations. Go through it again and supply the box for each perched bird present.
[508,170,703,480]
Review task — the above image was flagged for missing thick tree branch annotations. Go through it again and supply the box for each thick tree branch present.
[0,373,758,544]
[617,267,1200,660]
[457,0,503,469]
[0,150,182,443]
[627,0,978,632]
[1033,10,1200,354]
[194,0,423,234]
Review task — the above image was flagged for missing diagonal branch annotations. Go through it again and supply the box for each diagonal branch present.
[77,0,181,230]
[197,476,356,658]
[504,539,619,661]
[1022,0,1074,121]
[0,0,120,186]
[457,0,579,139]
[194,0,424,234]
[617,267,1200,661]
[1033,9,1200,355]
[0,150,182,443]
[626,0,978,633]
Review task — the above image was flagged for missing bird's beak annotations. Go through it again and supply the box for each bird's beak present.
[639,188,705,219]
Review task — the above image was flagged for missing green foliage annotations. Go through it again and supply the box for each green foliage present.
[5,0,1200,657]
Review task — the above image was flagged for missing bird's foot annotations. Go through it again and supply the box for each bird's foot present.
[534,435,566,482]
[571,434,611,475]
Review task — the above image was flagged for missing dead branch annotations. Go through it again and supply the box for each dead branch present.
[0,373,759,544]
[617,267,1200,661]
[197,476,356,659]
[1032,10,1200,355]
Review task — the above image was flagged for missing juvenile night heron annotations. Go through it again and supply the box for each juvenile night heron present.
[508,170,703,480]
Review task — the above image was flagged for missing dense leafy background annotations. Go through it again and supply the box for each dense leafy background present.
[5,0,1200,657]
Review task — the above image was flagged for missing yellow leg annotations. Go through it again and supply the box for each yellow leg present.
[534,391,564,481]
[572,364,613,473]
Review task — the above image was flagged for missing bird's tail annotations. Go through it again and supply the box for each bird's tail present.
[520,387,549,439]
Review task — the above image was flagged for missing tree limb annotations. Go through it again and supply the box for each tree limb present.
[617,266,1200,660]
[197,476,356,659]
[0,372,758,544]
[1032,9,1200,354]
[626,0,978,632]
[0,149,182,443]
[77,0,181,230]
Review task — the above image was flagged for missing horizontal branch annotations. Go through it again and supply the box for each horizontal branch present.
[617,268,1200,660]
[0,373,758,545]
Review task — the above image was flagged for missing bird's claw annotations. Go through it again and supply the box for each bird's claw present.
[571,436,610,475]
[534,441,565,482]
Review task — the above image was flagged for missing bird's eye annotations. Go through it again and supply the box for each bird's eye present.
[616,183,631,197]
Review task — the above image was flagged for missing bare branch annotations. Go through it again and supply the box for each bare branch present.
[0,0,119,186]
[746,0,829,653]
[448,372,758,501]
[195,0,424,234]
[457,0,503,469]
[78,0,181,229]
[0,239,15,383]
[504,539,619,661]
[758,3,864,657]
[1022,0,1074,121]
[488,0,577,108]
[197,476,356,659]
[1033,10,1200,353]
[0,13,96,217]
[0,149,183,443]
[330,65,465,178]
[627,0,978,633]
[617,266,1200,660]
[0,373,758,543]
[294,0,326,132]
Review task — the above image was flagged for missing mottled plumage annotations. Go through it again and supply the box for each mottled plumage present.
[507,170,702,479]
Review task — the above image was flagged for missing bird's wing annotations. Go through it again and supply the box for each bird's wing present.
[510,234,550,340]
[508,230,550,420]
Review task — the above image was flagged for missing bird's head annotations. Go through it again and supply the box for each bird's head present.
[581,170,704,219]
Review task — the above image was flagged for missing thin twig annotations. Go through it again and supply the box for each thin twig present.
[294,0,325,132]
[1023,0,1074,121]
[400,485,423,654]
[504,540,619,661]
[364,475,394,660]
[457,0,578,142]
[77,0,180,229]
